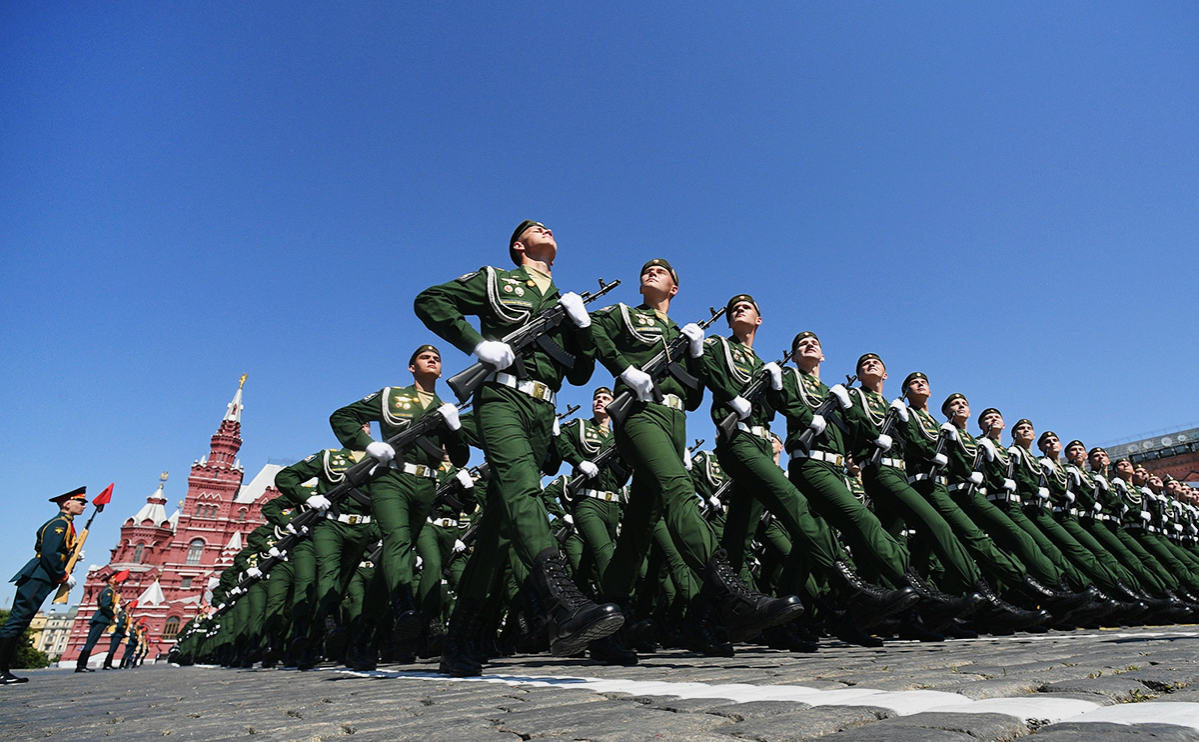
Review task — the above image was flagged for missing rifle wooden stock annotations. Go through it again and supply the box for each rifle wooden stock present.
[52,528,90,603]
[445,279,621,404]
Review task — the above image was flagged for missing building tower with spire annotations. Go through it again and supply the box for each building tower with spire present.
[61,377,284,666]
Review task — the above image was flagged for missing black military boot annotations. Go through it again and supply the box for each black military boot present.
[1020,574,1095,619]
[904,568,983,627]
[531,548,623,656]
[391,585,422,643]
[588,633,638,666]
[972,581,1049,633]
[102,649,118,670]
[760,621,819,653]
[705,548,804,641]
[439,598,486,677]
[681,600,734,657]
[419,617,445,659]
[346,618,378,672]
[0,636,29,684]
[323,610,349,663]
[829,561,919,629]
[74,649,94,673]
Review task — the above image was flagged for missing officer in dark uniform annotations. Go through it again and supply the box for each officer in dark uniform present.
[1,487,87,685]
[77,572,120,672]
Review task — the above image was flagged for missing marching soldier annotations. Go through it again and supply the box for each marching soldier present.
[1,487,86,685]
[414,221,615,676]
[330,345,469,657]
[102,597,134,670]
[76,572,120,672]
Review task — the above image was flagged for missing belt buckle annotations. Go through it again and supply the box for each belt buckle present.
[347,514,360,525]
[604,492,613,501]
[530,380,549,400]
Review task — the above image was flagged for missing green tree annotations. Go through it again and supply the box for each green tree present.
[0,609,51,669]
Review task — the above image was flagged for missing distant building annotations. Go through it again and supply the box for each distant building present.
[60,378,283,666]
[1105,425,1199,482]
[32,607,78,659]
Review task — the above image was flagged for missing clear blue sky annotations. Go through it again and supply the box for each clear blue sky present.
[3,3,1198,606]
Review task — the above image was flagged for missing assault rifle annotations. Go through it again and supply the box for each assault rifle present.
[866,401,904,469]
[446,278,621,403]
[442,520,480,579]
[701,477,734,521]
[605,306,727,425]
[716,348,795,441]
[433,461,492,513]
[950,424,994,501]
[216,401,469,611]
[793,374,857,452]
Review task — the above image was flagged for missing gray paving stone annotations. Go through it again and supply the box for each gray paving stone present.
[494,700,734,741]
[1040,677,1160,702]
[719,706,881,741]
[886,711,1030,740]
[815,724,975,741]
[1033,722,1199,741]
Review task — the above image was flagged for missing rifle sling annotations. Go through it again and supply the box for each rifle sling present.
[668,361,700,390]
[536,333,576,369]
[347,487,372,507]
[414,435,445,462]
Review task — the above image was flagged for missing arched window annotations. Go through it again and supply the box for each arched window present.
[186,538,204,565]
[238,508,247,522]
[162,616,181,641]
[133,544,145,563]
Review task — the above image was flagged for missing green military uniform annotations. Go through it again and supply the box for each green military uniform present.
[591,300,713,603]
[275,447,376,650]
[555,415,629,583]
[690,449,731,540]
[1113,473,1199,593]
[331,385,468,626]
[415,264,594,576]
[416,461,478,633]
[261,486,319,664]
[845,385,980,594]
[76,581,116,671]
[103,607,129,669]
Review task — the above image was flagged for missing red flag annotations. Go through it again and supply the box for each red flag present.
[92,483,114,507]
[128,599,139,609]
[112,569,131,583]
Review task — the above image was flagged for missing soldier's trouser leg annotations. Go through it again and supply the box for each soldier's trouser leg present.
[564,530,587,578]
[574,498,620,583]
[717,434,841,576]
[652,517,700,602]
[104,632,124,667]
[863,467,980,594]
[1111,526,1177,591]
[416,524,452,624]
[1057,515,1139,587]
[962,493,1064,586]
[1085,519,1169,593]
[602,403,716,603]
[455,502,504,601]
[371,471,437,594]
[263,558,295,647]
[315,520,371,618]
[77,621,107,668]
[789,457,910,586]
[720,484,767,582]
[0,576,54,640]
[1008,505,1090,588]
[1161,536,1199,578]
[1135,531,1199,592]
[476,385,557,566]
[913,480,1027,592]
[289,540,318,641]
[245,581,268,651]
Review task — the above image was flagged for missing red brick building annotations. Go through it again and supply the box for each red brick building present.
[61,378,283,666]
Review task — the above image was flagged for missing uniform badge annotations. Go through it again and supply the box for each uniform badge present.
[504,285,512,292]
[515,287,525,296]
[526,280,535,288]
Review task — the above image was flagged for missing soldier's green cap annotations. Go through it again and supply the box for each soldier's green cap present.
[1013,418,1033,431]
[1088,446,1107,457]
[902,372,928,390]
[856,353,883,373]
[791,331,820,353]
[1114,457,1132,466]
[593,386,613,399]
[977,408,1001,428]
[1065,439,1086,452]
[50,486,87,504]
[725,294,759,320]
[940,393,967,417]
[1037,430,1059,448]
[408,344,441,366]
[641,258,679,285]
[509,220,545,265]
[1164,474,1177,483]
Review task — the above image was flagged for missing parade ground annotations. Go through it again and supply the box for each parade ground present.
[8,625,1199,742]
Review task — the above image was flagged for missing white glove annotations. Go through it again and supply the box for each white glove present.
[968,471,984,486]
[267,546,282,558]
[455,469,474,489]
[246,567,262,579]
[366,441,396,465]
[828,384,851,410]
[708,496,722,511]
[1093,501,1103,513]
[453,539,467,553]
[1095,475,1109,491]
[873,434,892,451]
[552,415,560,436]
[1189,524,1197,535]
[978,437,996,462]
[683,445,693,471]
[66,574,77,589]
[78,550,85,561]
[808,414,827,436]
[415,556,423,569]
[890,398,910,422]
[473,340,515,369]
[680,323,705,358]
[1175,523,1185,533]
[1037,487,1050,501]
[1141,510,1152,522]
[932,453,948,468]
[563,514,574,525]
[763,362,783,391]
[1003,478,1017,493]
[730,396,752,420]
[576,461,600,479]
[1065,490,1076,503]
[437,402,461,431]
[558,292,590,328]
[939,422,959,441]
[286,522,310,536]
[621,365,655,401]
[305,494,332,512]
[1069,470,1081,486]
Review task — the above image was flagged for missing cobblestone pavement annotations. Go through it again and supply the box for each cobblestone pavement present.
[8,626,1199,741]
